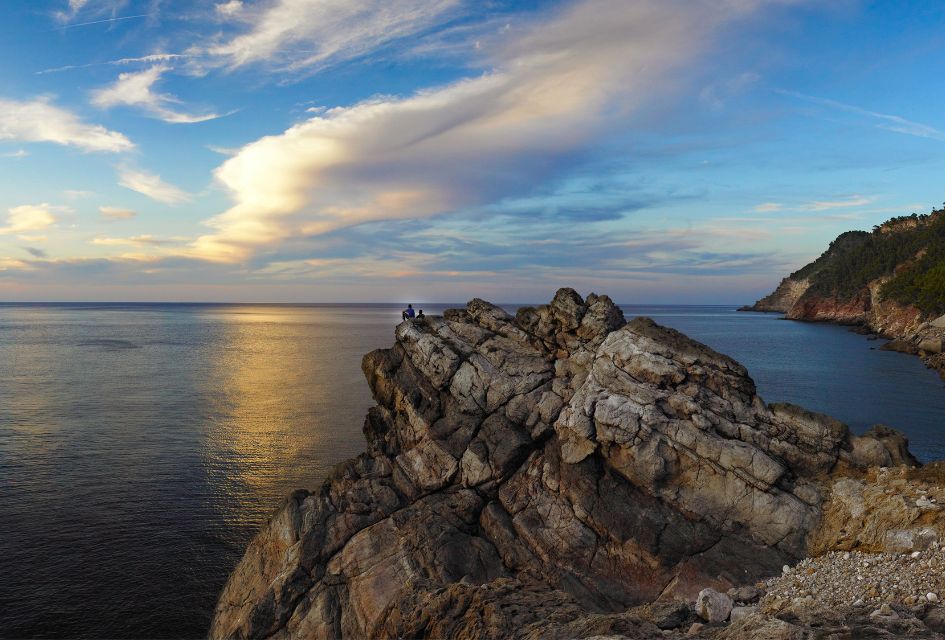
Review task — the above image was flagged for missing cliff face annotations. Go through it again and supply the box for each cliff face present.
[211,290,942,640]
[738,277,810,313]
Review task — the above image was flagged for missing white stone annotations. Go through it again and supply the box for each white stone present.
[695,588,734,623]
[928,593,939,603]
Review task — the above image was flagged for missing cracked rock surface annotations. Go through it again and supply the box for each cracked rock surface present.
[210,289,932,640]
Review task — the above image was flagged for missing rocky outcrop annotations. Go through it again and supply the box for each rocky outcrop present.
[738,277,810,313]
[210,289,939,640]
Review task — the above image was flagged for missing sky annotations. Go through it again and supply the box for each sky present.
[2,0,945,303]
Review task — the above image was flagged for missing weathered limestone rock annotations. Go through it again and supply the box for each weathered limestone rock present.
[695,588,733,623]
[210,289,945,640]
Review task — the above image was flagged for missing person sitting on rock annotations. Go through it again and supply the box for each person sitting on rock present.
[416,309,425,319]
[402,304,415,321]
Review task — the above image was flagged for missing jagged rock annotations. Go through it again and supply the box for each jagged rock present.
[210,289,945,640]
[695,588,733,623]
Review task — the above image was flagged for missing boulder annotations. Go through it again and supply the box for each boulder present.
[696,588,733,623]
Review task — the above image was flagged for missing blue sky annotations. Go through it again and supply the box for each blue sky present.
[1,0,945,302]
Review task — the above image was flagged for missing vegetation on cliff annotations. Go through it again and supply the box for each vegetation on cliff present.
[789,209,945,316]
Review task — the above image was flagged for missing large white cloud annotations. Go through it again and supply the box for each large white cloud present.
[0,97,133,153]
[192,0,764,262]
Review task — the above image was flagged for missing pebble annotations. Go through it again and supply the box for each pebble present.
[761,547,945,612]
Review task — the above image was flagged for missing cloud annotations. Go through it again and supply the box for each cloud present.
[23,247,48,258]
[1,149,28,159]
[778,90,945,142]
[803,195,874,211]
[192,0,766,262]
[99,205,137,219]
[752,195,874,214]
[0,97,133,152]
[53,0,89,22]
[91,65,227,124]
[215,1,243,17]
[37,53,188,76]
[0,204,63,235]
[198,0,462,72]
[91,235,179,247]
[117,167,191,204]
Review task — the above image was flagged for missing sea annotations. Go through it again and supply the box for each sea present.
[1,302,944,639]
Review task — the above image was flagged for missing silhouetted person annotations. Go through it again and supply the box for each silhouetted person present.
[402,304,415,321]
[416,309,425,319]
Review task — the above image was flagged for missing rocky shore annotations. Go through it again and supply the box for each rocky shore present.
[743,274,945,381]
[740,214,945,381]
[210,289,945,639]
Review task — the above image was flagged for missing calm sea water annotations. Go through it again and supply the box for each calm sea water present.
[0,303,943,639]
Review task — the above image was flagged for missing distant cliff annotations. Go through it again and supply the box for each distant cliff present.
[743,211,945,378]
[211,289,945,639]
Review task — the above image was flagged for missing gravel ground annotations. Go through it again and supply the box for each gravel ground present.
[762,543,945,611]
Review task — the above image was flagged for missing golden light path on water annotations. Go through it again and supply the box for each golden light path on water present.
[2,302,944,639]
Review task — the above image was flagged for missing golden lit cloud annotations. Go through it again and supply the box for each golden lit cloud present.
[0,204,64,235]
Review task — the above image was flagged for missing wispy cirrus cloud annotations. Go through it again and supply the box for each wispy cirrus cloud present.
[91,235,181,247]
[37,53,187,76]
[0,97,133,152]
[91,65,227,124]
[753,194,874,214]
[191,0,769,263]
[804,194,874,211]
[53,0,91,23]
[194,0,463,72]
[215,1,244,18]
[117,167,190,204]
[778,89,945,141]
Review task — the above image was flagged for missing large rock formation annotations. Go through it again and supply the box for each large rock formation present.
[211,289,939,640]
[738,276,810,313]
